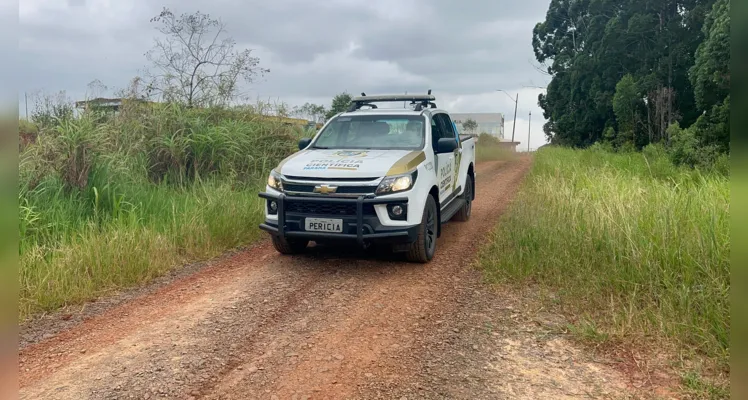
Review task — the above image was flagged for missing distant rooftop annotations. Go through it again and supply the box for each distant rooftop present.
[74,97,154,111]
[75,97,123,107]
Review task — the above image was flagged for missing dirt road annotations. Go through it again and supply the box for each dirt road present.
[19,157,633,399]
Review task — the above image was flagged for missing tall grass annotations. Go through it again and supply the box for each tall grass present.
[479,146,730,367]
[19,102,302,319]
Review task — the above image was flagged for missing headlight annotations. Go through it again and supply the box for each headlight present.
[376,170,418,195]
[267,170,283,191]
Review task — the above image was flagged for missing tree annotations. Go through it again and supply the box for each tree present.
[145,7,269,107]
[293,103,327,123]
[612,74,643,146]
[85,79,109,100]
[533,0,715,149]
[462,118,479,134]
[688,0,730,152]
[325,92,352,120]
[690,0,730,113]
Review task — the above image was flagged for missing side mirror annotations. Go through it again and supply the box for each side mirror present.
[298,138,312,150]
[436,138,458,153]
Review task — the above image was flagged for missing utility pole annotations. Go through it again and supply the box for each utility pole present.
[496,89,518,143]
[511,93,518,143]
[24,92,28,119]
[528,110,531,152]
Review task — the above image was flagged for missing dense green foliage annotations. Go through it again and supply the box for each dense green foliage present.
[480,146,729,368]
[325,92,353,120]
[19,103,302,319]
[533,0,730,164]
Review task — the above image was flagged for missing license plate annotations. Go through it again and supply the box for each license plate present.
[304,218,343,233]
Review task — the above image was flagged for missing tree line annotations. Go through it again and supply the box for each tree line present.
[533,0,729,168]
[290,92,353,124]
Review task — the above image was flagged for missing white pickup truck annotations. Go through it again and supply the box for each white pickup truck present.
[259,93,476,262]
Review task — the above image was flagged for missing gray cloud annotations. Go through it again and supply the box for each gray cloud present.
[19,0,552,148]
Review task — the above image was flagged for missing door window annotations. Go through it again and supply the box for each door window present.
[430,116,444,152]
[435,113,458,141]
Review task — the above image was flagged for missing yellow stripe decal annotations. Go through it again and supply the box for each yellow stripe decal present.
[386,151,426,176]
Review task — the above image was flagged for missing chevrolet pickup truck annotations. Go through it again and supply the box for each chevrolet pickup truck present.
[258,93,476,263]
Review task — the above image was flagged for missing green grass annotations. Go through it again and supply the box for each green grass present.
[681,370,730,399]
[19,180,267,318]
[19,103,301,320]
[479,146,730,371]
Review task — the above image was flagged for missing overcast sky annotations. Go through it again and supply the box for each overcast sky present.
[19,0,552,150]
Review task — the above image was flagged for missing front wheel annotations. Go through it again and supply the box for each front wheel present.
[405,195,438,263]
[271,235,309,255]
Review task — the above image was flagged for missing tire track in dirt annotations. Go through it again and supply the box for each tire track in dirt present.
[19,157,637,400]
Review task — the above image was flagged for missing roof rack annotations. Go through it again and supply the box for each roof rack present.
[348,90,437,111]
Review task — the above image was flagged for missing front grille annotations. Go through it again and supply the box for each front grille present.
[284,175,379,182]
[285,200,376,216]
[283,183,376,194]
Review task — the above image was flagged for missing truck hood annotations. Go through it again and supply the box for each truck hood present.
[277,149,425,179]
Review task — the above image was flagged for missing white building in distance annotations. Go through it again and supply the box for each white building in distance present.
[451,113,505,139]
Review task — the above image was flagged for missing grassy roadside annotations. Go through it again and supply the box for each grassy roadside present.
[19,103,303,320]
[19,181,267,318]
[478,146,729,394]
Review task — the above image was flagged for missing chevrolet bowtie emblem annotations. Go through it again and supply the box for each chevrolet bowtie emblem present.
[313,184,338,194]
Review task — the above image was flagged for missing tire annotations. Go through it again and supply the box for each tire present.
[271,235,309,255]
[405,195,438,263]
[453,174,473,222]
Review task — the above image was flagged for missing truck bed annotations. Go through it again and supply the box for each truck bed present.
[459,134,477,142]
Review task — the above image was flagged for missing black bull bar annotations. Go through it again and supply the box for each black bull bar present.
[258,192,410,246]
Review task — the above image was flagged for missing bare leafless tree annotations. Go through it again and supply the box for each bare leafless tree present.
[144,7,269,107]
[292,103,327,123]
[85,79,109,100]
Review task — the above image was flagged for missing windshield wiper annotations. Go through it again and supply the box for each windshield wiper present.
[311,146,329,149]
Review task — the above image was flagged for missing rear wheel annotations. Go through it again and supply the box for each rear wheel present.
[271,235,309,255]
[453,174,473,222]
[405,195,438,263]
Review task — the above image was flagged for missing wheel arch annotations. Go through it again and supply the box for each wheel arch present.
[428,185,442,237]
[467,163,475,200]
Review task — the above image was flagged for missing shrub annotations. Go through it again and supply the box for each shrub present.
[19,119,39,150]
[667,122,726,173]
[29,90,75,130]
[476,133,516,162]
[477,132,500,145]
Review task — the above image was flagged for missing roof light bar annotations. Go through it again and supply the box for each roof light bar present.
[348,90,436,111]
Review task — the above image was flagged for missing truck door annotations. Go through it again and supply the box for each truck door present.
[432,113,458,205]
[441,113,464,196]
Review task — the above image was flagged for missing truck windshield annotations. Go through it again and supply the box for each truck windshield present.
[312,115,425,150]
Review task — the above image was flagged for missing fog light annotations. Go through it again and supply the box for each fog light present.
[387,203,407,220]
[268,200,278,214]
